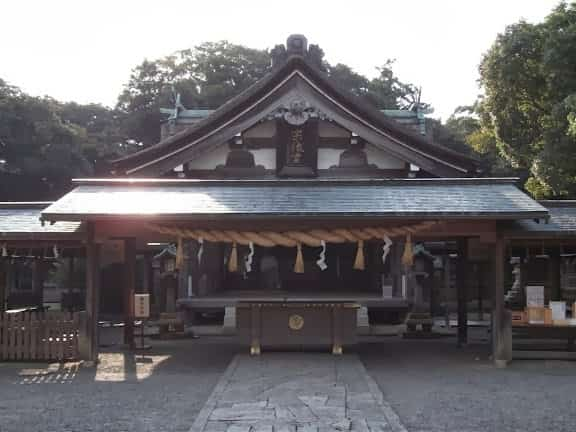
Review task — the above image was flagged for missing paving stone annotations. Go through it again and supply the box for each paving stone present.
[225,425,252,432]
[284,406,318,422]
[210,407,276,421]
[349,419,370,432]
[274,425,296,432]
[252,425,273,432]
[365,421,392,432]
[231,401,268,409]
[203,421,229,432]
[298,396,328,407]
[275,407,296,419]
[297,425,319,432]
[195,354,404,432]
[331,419,351,431]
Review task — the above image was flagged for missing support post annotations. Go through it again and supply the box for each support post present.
[124,238,136,348]
[82,222,100,362]
[0,261,5,313]
[457,238,468,347]
[68,256,75,294]
[493,235,512,367]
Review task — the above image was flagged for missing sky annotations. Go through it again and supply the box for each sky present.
[0,0,562,120]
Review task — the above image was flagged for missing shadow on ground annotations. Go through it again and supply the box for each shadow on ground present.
[1,333,576,432]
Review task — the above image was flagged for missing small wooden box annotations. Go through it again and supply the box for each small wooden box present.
[527,307,547,325]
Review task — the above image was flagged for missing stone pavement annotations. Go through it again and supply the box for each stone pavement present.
[191,353,407,432]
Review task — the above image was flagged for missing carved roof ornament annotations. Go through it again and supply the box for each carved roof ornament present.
[267,96,329,125]
[271,34,325,69]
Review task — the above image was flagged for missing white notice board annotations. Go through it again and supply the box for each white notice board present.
[134,294,150,318]
[525,285,545,307]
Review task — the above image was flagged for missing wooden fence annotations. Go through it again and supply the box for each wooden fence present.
[0,311,80,361]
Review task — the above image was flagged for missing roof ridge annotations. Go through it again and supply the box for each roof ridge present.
[70,177,519,187]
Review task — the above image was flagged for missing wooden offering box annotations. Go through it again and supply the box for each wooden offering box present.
[526,307,553,325]
[237,301,359,355]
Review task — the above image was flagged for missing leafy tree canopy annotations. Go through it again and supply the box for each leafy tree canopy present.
[117,41,425,145]
[0,80,134,199]
[477,1,576,198]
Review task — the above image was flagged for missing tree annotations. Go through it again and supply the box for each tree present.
[478,2,576,198]
[117,43,424,146]
[0,80,92,199]
[116,41,271,145]
[0,80,134,199]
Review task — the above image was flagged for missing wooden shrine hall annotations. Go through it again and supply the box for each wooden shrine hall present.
[0,34,564,365]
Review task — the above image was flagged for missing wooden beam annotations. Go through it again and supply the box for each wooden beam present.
[123,237,136,348]
[493,235,512,367]
[457,238,468,347]
[83,222,101,361]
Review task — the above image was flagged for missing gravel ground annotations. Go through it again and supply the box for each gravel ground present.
[1,331,576,432]
[0,335,240,432]
[359,337,576,432]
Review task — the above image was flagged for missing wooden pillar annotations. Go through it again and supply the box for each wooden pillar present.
[83,222,101,361]
[123,238,136,347]
[457,238,468,347]
[493,235,512,367]
[0,261,5,313]
[68,256,75,294]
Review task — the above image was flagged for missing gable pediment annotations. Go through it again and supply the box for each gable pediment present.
[111,55,477,178]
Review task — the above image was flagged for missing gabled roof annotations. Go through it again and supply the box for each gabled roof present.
[40,178,546,222]
[111,45,478,177]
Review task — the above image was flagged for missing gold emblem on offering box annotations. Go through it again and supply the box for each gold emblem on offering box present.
[288,314,304,330]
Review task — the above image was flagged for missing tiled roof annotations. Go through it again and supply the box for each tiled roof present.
[41,178,547,221]
[507,201,576,237]
[0,202,84,239]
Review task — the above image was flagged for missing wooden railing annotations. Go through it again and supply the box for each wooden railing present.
[0,311,81,361]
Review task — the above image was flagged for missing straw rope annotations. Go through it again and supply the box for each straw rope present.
[148,220,438,247]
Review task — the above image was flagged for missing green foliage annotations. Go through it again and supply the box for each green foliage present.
[0,81,88,198]
[116,41,271,145]
[118,43,424,145]
[478,2,576,198]
[0,80,135,199]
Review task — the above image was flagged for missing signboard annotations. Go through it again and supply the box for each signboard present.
[549,301,566,321]
[526,285,545,307]
[134,294,150,318]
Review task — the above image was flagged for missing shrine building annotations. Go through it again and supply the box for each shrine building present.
[1,35,575,364]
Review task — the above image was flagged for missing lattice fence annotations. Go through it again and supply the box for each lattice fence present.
[0,311,80,361]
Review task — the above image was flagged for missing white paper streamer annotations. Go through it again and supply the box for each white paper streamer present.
[316,240,328,271]
[382,235,392,265]
[52,244,60,259]
[197,238,204,265]
[245,242,254,272]
[1,244,7,257]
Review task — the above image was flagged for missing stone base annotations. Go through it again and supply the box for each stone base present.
[223,306,237,335]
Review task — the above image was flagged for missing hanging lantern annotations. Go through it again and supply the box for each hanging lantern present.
[228,242,238,272]
[294,243,304,273]
[353,240,365,270]
[401,234,414,267]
